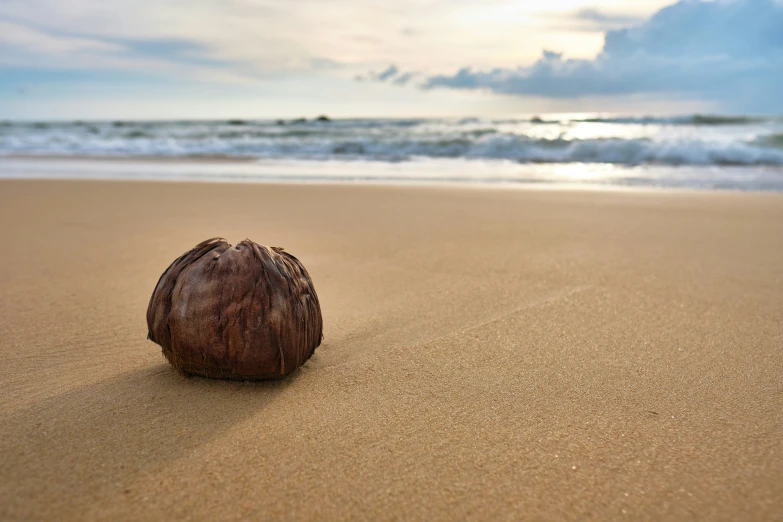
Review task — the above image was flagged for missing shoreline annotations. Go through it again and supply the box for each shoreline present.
[5,174,783,199]
[2,156,783,194]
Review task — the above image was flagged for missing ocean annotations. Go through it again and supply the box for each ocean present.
[2,115,783,191]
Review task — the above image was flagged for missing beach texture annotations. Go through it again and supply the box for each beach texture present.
[1,179,782,520]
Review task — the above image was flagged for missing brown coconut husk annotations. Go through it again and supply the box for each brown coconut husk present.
[146,238,322,380]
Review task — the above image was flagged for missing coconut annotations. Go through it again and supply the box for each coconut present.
[146,238,322,380]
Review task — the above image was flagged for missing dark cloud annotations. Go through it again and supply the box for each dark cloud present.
[425,0,783,112]
[391,71,414,85]
[360,64,417,86]
[376,65,399,81]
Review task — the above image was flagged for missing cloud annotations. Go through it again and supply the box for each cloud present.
[0,20,122,57]
[376,65,399,81]
[360,64,417,86]
[0,18,259,86]
[114,38,227,67]
[6,0,662,86]
[569,8,645,30]
[0,0,355,82]
[391,72,415,86]
[425,0,783,112]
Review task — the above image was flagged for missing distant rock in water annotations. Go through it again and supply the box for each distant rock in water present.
[290,118,307,124]
[124,130,151,139]
[315,115,331,122]
[113,121,127,127]
[530,116,544,124]
[275,119,286,125]
[227,119,247,125]
[332,142,365,155]
[690,114,762,125]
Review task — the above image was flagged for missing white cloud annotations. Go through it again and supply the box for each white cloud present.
[563,8,646,31]
[0,0,671,77]
[0,20,121,56]
[425,0,783,111]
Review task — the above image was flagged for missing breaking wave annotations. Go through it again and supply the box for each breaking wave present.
[1,115,783,167]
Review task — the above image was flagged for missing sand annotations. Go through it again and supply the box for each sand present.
[1,179,782,520]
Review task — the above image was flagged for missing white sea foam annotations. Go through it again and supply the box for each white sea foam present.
[1,116,783,190]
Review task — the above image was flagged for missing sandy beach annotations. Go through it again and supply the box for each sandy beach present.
[1,178,782,520]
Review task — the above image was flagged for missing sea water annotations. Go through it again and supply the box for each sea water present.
[1,115,782,190]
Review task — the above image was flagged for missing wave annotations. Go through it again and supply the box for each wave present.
[469,137,783,166]
[4,135,783,166]
[567,114,775,126]
[753,133,783,149]
[3,117,783,167]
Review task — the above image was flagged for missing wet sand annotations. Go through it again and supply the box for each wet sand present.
[1,179,782,520]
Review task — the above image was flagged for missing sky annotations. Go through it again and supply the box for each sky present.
[0,0,781,119]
